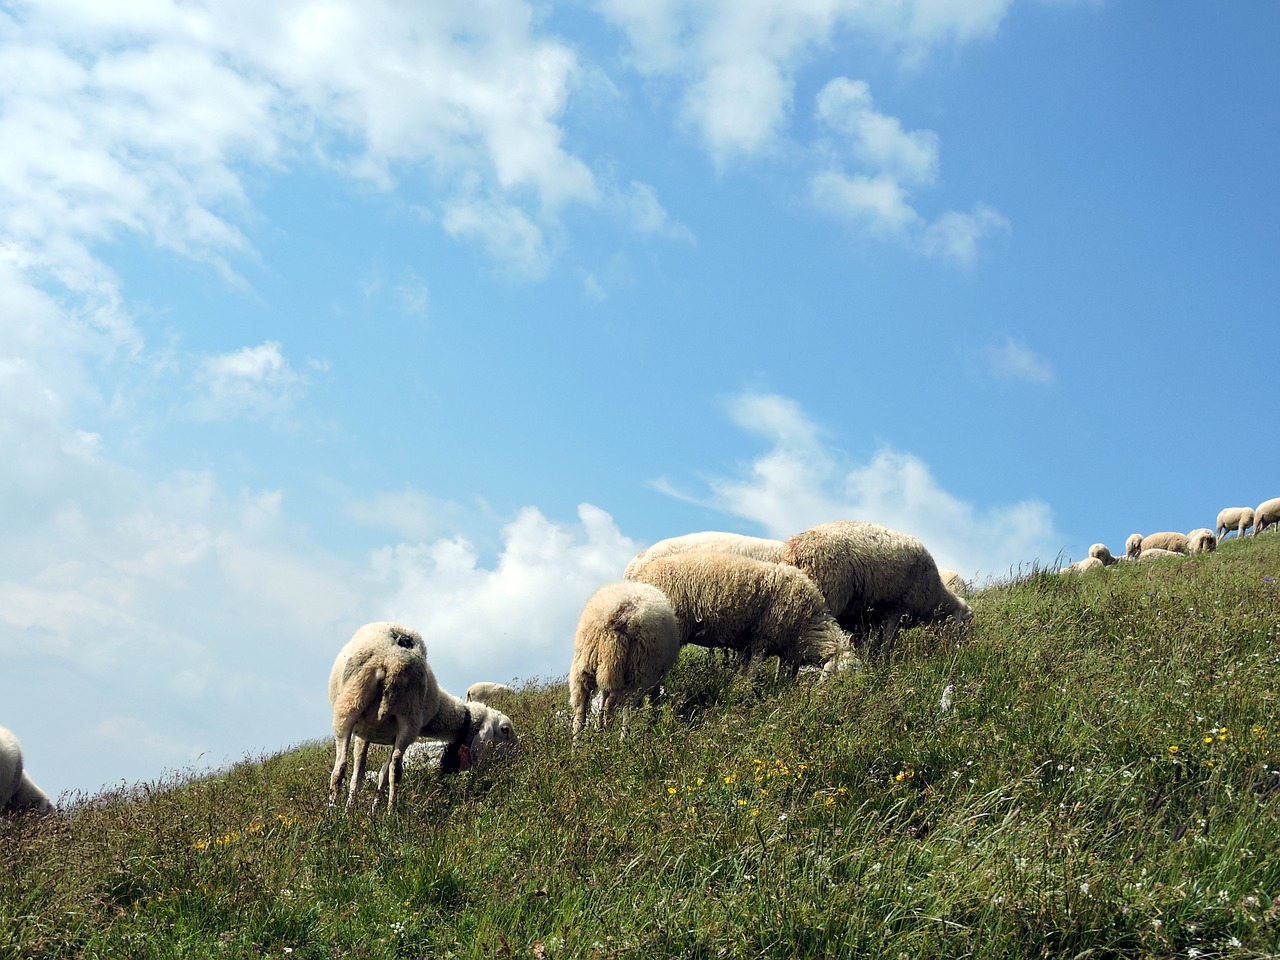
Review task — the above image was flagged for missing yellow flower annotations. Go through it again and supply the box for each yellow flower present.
[724,774,737,784]
[667,787,677,795]
[750,809,760,817]
[1204,736,1214,744]
[824,796,835,807]
[1168,745,1179,754]
[737,798,747,807]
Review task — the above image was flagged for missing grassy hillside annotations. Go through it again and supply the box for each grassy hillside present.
[5,534,1280,959]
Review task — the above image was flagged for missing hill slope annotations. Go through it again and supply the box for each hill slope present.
[5,535,1280,958]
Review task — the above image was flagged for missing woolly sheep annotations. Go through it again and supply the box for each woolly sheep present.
[1088,544,1118,566]
[0,727,53,816]
[1138,548,1185,562]
[569,581,681,736]
[623,531,785,580]
[779,520,973,660]
[1255,497,1280,535]
[631,552,848,674]
[1060,556,1105,575]
[328,621,517,812]
[1137,532,1190,555]
[1216,507,1255,540]
[1125,533,1145,559]
[465,682,515,703]
[1186,528,1217,554]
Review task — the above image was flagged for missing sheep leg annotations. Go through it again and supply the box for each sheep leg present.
[384,725,416,813]
[571,674,595,740]
[347,737,371,810]
[329,722,356,805]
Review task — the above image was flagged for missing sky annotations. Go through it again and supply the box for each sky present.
[2,0,1277,802]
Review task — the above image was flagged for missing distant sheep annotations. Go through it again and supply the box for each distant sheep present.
[328,622,516,812]
[623,531,785,580]
[1216,507,1255,540]
[1186,529,1217,554]
[1125,534,1145,559]
[631,552,848,674]
[1255,497,1280,535]
[1060,556,1105,575]
[1088,544,1118,566]
[0,727,53,816]
[779,520,973,660]
[569,581,681,736]
[465,682,515,704]
[1138,548,1185,562]
[1135,532,1190,556]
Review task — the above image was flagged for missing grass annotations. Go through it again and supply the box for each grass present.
[4,534,1280,958]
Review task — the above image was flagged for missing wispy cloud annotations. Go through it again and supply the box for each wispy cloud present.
[982,337,1055,385]
[191,341,304,421]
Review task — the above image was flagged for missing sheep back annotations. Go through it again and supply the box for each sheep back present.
[465,682,515,703]
[1088,544,1116,565]
[1060,556,1105,574]
[1141,531,1190,555]
[623,531,785,580]
[632,552,845,670]
[780,520,972,635]
[1186,529,1217,554]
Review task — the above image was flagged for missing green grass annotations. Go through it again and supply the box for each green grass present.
[5,534,1280,958]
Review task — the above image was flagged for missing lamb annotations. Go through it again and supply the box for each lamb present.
[1088,544,1118,566]
[569,581,681,736]
[1216,507,1255,540]
[1060,556,1105,574]
[465,682,515,704]
[779,520,973,660]
[623,531,785,580]
[630,552,849,674]
[0,727,53,816]
[1255,497,1280,535]
[328,621,517,812]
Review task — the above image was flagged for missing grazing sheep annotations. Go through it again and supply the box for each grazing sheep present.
[631,552,848,674]
[779,520,973,660]
[1125,533,1145,559]
[1060,556,1105,575]
[1138,548,1185,562]
[1139,532,1191,555]
[1255,497,1280,535]
[938,568,970,596]
[623,531,785,580]
[1216,507,1255,540]
[1088,544,1118,566]
[569,581,681,736]
[0,727,53,816]
[465,682,515,704]
[1186,528,1217,554]
[328,622,517,812]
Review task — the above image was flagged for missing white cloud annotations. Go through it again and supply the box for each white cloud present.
[395,270,430,319]
[810,170,922,238]
[669,391,1060,582]
[815,78,939,186]
[443,195,551,280]
[923,204,1011,266]
[620,180,696,243]
[191,340,304,421]
[982,337,1055,385]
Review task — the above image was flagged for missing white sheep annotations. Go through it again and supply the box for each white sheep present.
[1138,547,1185,562]
[569,581,681,736]
[1125,533,1145,559]
[1255,497,1280,535]
[1216,507,1255,540]
[631,552,849,674]
[1186,528,1217,554]
[1135,531,1191,555]
[0,726,53,816]
[937,568,970,596]
[465,682,515,703]
[779,520,973,660]
[328,621,516,812]
[1060,556,1105,574]
[623,531,785,580]
[1088,544,1118,566]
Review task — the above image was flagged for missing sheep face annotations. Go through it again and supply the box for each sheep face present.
[469,706,518,769]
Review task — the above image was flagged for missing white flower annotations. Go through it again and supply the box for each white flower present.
[939,684,954,713]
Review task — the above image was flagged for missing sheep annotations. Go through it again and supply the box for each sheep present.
[623,531,785,580]
[465,682,515,704]
[630,552,849,674]
[0,727,53,816]
[569,581,681,736]
[1125,533,1145,559]
[1186,528,1217,554]
[1060,556,1105,574]
[1088,544,1118,566]
[1138,548,1185,562]
[779,520,973,660]
[1255,497,1280,535]
[1216,507,1255,540]
[1137,532,1191,555]
[938,568,970,596]
[328,621,517,812]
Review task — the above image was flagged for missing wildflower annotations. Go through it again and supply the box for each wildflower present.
[824,796,835,807]
[667,787,677,795]
[1079,882,1090,895]
[1264,577,1275,584]
[939,684,954,714]
[1168,746,1180,754]
[724,774,737,785]
[751,809,760,817]
[737,799,747,807]
[1204,737,1215,744]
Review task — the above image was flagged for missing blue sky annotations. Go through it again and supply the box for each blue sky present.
[2,0,1277,800]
